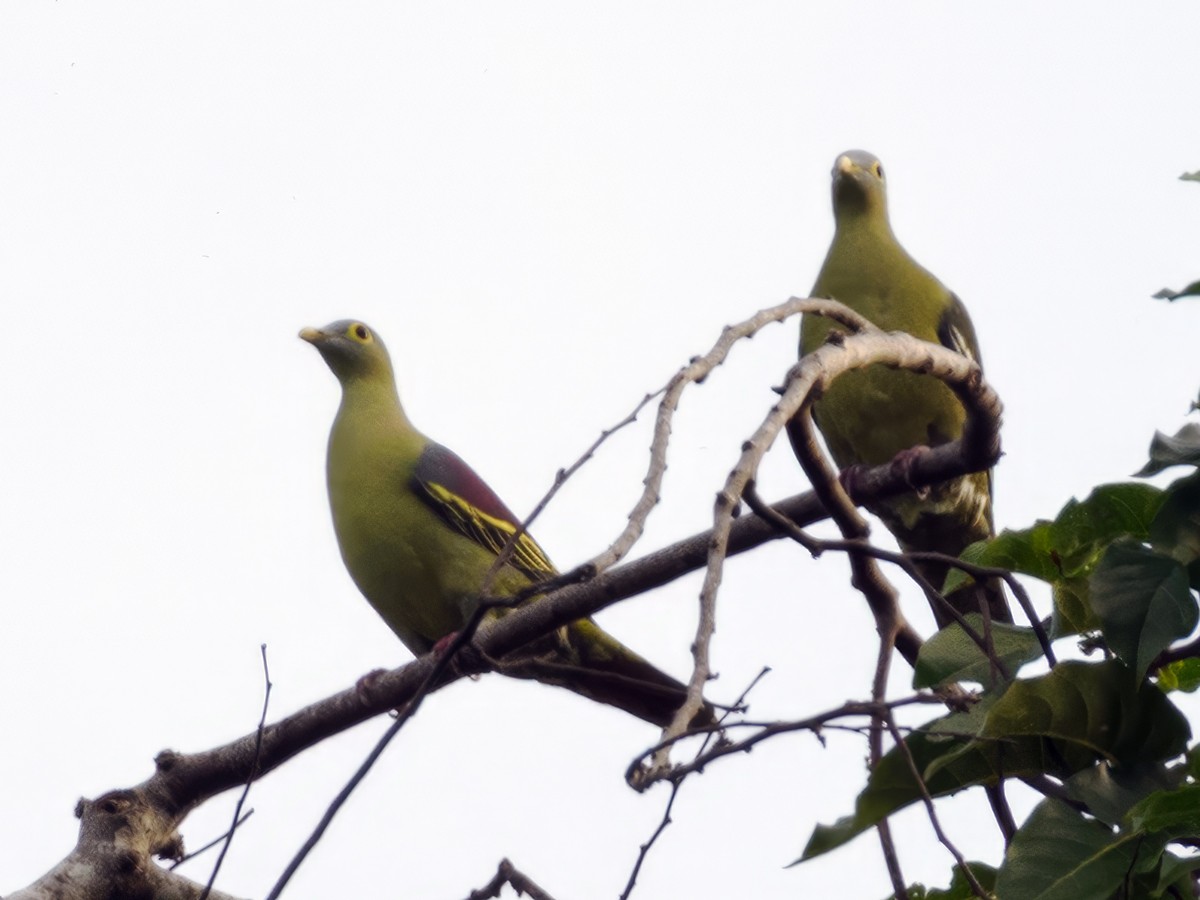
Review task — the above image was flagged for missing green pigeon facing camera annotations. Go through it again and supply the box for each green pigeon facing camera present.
[301,320,711,727]
[795,150,1009,627]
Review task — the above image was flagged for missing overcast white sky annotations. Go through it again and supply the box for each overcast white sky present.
[2,4,1199,898]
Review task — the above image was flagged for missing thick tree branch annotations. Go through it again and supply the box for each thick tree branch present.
[10,300,1003,899]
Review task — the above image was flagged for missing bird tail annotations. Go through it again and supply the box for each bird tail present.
[507,619,716,729]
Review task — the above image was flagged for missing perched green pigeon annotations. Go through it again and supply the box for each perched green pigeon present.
[795,150,1009,627]
[302,320,711,726]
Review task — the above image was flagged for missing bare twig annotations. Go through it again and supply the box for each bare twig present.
[620,667,769,899]
[1153,632,1200,670]
[626,695,945,785]
[478,387,664,596]
[884,713,989,899]
[743,481,922,664]
[198,644,272,900]
[906,550,1055,667]
[170,811,255,869]
[465,858,558,900]
[619,782,682,900]
[654,301,1005,774]
[746,484,1013,683]
[265,600,500,900]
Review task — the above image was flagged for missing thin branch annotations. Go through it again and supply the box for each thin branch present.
[1153,632,1200,669]
[626,695,946,785]
[660,305,1005,760]
[620,667,769,899]
[265,600,499,900]
[464,858,558,900]
[199,644,272,900]
[619,782,682,900]
[877,819,909,900]
[743,481,923,664]
[478,387,664,595]
[883,713,989,899]
[906,550,1055,667]
[170,811,255,869]
[744,486,1012,683]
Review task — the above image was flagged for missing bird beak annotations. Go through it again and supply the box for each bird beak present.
[299,326,325,345]
[836,154,856,176]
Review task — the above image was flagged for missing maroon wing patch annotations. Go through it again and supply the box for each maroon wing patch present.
[411,442,556,581]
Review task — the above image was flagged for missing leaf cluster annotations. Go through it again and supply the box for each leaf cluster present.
[800,423,1200,899]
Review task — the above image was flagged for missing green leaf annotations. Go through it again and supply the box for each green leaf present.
[1137,423,1200,476]
[995,797,1158,900]
[1090,541,1196,680]
[956,484,1165,600]
[798,701,1069,863]
[982,661,1191,766]
[1151,850,1200,898]
[1180,170,1200,182]
[953,522,1059,588]
[914,614,1047,689]
[1153,280,1200,301]
[799,660,1191,863]
[882,863,998,900]
[1050,484,1165,576]
[1050,576,1097,639]
[1149,472,1200,565]
[1064,762,1180,826]
[1127,784,1200,839]
[1158,658,1200,693]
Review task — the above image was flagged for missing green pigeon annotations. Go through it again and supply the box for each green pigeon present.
[302,319,712,727]
[794,150,1009,627]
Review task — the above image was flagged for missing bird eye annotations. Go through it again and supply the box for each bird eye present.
[352,324,370,341]
[874,162,884,179]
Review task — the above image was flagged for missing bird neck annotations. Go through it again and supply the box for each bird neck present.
[331,374,419,454]
[830,210,911,269]
[834,204,894,241]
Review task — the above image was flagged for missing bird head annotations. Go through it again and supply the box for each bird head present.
[300,319,395,385]
[830,149,889,221]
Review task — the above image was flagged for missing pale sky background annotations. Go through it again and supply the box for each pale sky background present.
[2,4,1199,898]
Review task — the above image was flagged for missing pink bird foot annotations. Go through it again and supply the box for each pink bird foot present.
[430,631,460,656]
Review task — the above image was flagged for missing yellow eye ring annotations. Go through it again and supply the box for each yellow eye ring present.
[350,323,372,342]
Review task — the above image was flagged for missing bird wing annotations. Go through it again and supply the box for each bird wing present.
[411,442,557,582]
[937,292,984,368]
[935,291,996,523]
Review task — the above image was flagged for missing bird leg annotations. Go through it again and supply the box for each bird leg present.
[354,668,389,703]
[837,445,935,503]
[837,464,870,502]
[430,631,459,656]
[888,445,933,500]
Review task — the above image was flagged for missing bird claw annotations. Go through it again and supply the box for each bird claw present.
[430,631,459,656]
[354,668,389,704]
[837,464,870,500]
[890,446,933,499]
[429,631,487,680]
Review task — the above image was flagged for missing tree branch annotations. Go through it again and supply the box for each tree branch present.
[9,300,1004,899]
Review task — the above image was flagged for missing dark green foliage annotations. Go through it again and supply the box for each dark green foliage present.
[1138,425,1200,476]
[882,863,998,900]
[800,410,1200,898]
[913,614,1045,689]
[1152,281,1200,301]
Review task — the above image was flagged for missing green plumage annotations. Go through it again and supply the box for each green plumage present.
[796,151,1008,626]
[302,320,710,727]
